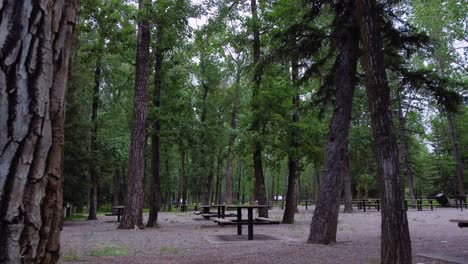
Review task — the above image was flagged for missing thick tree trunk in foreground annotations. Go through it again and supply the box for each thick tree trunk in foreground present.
[283,60,300,224]
[119,0,151,230]
[447,114,465,197]
[147,25,164,228]
[250,0,268,217]
[357,0,412,262]
[343,152,353,213]
[0,1,77,263]
[307,0,358,244]
[396,91,416,205]
[88,56,102,220]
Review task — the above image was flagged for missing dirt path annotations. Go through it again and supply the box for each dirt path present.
[61,207,468,263]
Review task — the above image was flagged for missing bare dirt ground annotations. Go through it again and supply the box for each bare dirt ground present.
[61,206,468,264]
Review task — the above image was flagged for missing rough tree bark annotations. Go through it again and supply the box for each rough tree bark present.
[119,0,151,230]
[343,152,353,213]
[147,23,163,228]
[250,0,268,217]
[88,55,102,220]
[357,0,412,262]
[307,0,359,244]
[447,114,465,197]
[0,1,78,263]
[225,61,242,205]
[396,90,416,205]
[283,60,300,224]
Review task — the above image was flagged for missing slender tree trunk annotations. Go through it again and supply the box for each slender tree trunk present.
[225,64,241,205]
[0,1,77,262]
[147,24,164,228]
[307,1,359,244]
[447,114,465,197]
[113,168,122,207]
[283,60,301,223]
[215,151,222,204]
[237,160,242,203]
[250,0,268,218]
[396,91,416,205]
[357,0,412,262]
[181,149,188,206]
[88,56,102,220]
[343,152,353,213]
[119,0,151,230]
[200,81,210,205]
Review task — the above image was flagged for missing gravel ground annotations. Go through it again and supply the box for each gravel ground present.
[61,206,468,264]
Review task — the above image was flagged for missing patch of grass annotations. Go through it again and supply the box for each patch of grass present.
[89,244,128,257]
[368,259,379,264]
[159,246,180,255]
[63,250,81,262]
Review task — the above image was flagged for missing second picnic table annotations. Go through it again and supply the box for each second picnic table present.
[227,205,268,240]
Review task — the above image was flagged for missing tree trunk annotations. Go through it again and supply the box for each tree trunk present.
[0,1,77,262]
[200,80,210,205]
[119,0,151,230]
[357,0,412,262]
[147,23,163,228]
[343,152,353,213]
[215,151,222,204]
[250,0,268,218]
[237,160,242,203]
[181,149,188,206]
[225,63,242,205]
[396,90,416,205]
[447,114,465,197]
[308,0,358,244]
[88,56,102,220]
[283,60,300,224]
[113,168,122,207]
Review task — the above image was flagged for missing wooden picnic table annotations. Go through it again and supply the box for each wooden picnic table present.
[112,206,124,222]
[227,205,268,240]
[201,204,227,218]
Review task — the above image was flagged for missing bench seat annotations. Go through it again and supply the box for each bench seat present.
[202,213,218,219]
[450,219,468,228]
[213,218,234,225]
[255,217,281,224]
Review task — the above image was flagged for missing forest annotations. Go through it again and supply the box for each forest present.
[0,0,466,263]
[64,0,466,221]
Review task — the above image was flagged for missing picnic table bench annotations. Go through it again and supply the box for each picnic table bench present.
[405,199,436,211]
[450,219,468,228]
[267,200,285,210]
[105,206,124,222]
[199,205,237,219]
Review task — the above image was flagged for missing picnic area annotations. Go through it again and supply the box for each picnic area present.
[1,0,467,264]
[62,205,468,263]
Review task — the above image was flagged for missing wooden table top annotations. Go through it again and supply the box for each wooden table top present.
[227,205,268,209]
[112,206,124,209]
[201,204,226,208]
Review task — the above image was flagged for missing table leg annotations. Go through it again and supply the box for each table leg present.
[237,208,242,235]
[221,206,225,219]
[248,208,253,240]
[217,206,221,218]
[118,208,122,222]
